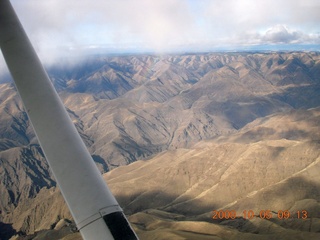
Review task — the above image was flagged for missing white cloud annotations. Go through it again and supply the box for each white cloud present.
[263,25,302,44]
[11,0,199,51]
[233,25,320,47]
[0,0,318,66]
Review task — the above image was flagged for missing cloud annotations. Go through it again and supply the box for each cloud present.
[11,0,199,52]
[0,0,318,66]
[263,25,302,44]
[233,25,320,47]
[1,0,319,78]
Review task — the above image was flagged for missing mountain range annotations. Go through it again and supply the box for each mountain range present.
[0,51,319,239]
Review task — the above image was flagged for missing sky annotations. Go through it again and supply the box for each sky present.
[1,0,320,67]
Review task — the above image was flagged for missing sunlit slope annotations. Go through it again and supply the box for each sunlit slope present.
[106,108,320,239]
[1,52,320,171]
[1,52,320,239]
[5,108,320,239]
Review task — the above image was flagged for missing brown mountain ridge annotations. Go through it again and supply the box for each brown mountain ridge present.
[0,51,319,239]
[4,107,320,240]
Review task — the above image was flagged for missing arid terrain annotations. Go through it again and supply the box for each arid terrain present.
[0,51,319,239]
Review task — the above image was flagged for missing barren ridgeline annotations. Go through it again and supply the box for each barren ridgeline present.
[0,52,320,239]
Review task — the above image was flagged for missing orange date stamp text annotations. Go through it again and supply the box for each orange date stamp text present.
[212,209,308,220]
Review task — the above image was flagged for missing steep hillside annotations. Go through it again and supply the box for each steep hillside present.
[59,52,320,167]
[5,108,320,240]
[1,52,320,168]
[0,52,320,239]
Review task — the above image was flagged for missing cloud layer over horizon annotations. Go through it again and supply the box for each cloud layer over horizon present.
[0,0,319,65]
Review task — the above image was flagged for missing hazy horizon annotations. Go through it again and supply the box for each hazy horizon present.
[0,1,316,62]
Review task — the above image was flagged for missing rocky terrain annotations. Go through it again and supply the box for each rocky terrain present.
[0,51,319,239]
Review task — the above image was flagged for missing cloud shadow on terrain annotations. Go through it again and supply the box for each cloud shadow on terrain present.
[270,84,320,109]
[2,173,320,239]
[112,174,320,238]
[218,175,320,234]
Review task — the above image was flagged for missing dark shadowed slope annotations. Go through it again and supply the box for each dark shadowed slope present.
[0,52,320,239]
[4,107,320,240]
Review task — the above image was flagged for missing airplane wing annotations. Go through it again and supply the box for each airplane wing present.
[0,0,138,239]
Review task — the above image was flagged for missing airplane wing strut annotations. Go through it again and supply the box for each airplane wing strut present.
[0,1,138,239]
